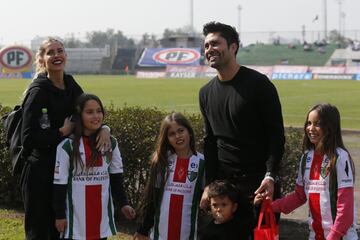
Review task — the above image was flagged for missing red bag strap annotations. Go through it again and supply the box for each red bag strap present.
[256,199,276,229]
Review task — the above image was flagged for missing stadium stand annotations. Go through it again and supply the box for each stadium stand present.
[327,46,360,66]
[112,48,140,74]
[237,43,336,66]
[65,46,110,74]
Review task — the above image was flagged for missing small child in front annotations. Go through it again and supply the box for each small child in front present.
[199,180,252,240]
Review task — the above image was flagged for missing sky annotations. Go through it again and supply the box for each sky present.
[1,0,360,47]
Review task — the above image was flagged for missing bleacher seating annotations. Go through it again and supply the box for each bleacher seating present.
[112,48,137,72]
[327,47,360,66]
[65,46,110,74]
[237,44,336,66]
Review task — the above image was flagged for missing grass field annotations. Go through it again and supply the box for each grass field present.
[1,75,360,129]
[0,208,133,239]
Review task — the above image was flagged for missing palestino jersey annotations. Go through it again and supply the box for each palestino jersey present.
[297,148,357,240]
[150,152,205,240]
[53,136,123,239]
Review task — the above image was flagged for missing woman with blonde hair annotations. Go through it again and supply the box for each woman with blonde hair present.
[21,37,110,239]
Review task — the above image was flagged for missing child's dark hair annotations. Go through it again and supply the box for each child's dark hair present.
[208,180,253,225]
[137,112,196,222]
[207,180,239,204]
[303,103,355,175]
[72,93,105,172]
[203,21,240,55]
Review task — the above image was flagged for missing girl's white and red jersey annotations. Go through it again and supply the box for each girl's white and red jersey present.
[150,152,205,240]
[53,136,123,239]
[297,148,357,240]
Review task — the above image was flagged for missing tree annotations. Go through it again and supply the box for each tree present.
[328,30,345,44]
[85,29,114,47]
[162,26,199,39]
[115,30,135,48]
[63,33,84,48]
[85,29,136,48]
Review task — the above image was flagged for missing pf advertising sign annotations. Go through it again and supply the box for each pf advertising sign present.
[138,48,201,67]
[0,45,33,72]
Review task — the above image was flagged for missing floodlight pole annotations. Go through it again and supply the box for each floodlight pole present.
[190,0,194,33]
[237,5,242,42]
[342,12,346,37]
[336,0,344,37]
[323,0,327,40]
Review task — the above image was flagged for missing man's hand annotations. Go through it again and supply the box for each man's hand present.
[254,178,274,199]
[200,186,210,210]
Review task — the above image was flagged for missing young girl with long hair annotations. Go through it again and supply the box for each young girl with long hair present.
[21,38,111,239]
[133,112,205,240]
[53,93,135,239]
[257,103,357,240]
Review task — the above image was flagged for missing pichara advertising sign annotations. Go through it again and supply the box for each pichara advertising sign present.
[0,45,33,71]
[138,48,201,67]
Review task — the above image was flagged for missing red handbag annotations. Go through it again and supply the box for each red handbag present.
[254,199,279,240]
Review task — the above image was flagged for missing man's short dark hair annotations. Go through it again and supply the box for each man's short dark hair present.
[207,180,239,204]
[203,21,240,55]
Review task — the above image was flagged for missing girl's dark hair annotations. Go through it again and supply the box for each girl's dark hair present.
[303,103,355,174]
[203,21,240,55]
[72,93,105,172]
[138,112,196,222]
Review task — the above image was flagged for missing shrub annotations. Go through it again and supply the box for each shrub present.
[280,127,303,195]
[0,105,303,208]
[0,105,23,207]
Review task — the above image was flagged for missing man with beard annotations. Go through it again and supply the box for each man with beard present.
[199,21,285,232]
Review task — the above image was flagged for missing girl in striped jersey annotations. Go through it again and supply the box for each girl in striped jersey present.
[258,103,357,240]
[53,94,135,239]
[134,112,205,240]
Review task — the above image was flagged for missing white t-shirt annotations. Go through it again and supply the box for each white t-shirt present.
[150,152,205,240]
[54,136,123,239]
[297,148,357,240]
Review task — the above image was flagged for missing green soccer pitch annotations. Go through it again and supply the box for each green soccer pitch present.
[1,75,360,129]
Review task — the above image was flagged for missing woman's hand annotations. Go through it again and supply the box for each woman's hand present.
[133,232,150,240]
[55,219,67,233]
[121,205,136,220]
[59,117,74,137]
[96,126,111,153]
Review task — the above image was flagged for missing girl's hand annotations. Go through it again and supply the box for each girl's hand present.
[96,126,111,153]
[55,218,67,233]
[121,205,136,220]
[254,193,265,206]
[200,186,210,210]
[59,117,74,137]
[133,232,150,240]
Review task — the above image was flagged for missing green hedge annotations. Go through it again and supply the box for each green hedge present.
[0,105,303,208]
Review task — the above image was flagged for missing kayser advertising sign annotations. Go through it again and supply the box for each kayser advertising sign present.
[137,48,201,67]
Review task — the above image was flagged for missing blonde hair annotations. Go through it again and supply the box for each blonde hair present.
[34,37,65,75]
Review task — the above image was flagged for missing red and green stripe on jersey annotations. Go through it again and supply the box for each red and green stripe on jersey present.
[309,153,326,240]
[56,137,118,239]
[152,153,205,240]
[296,149,357,239]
